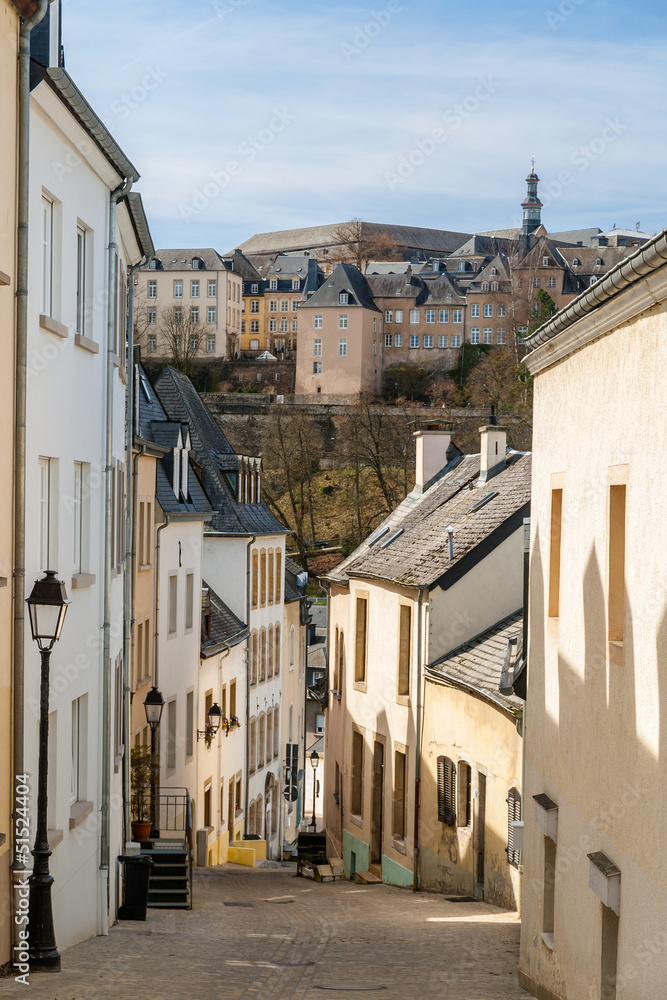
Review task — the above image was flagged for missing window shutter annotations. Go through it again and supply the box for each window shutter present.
[438,756,456,826]
[437,757,446,823]
[507,787,521,867]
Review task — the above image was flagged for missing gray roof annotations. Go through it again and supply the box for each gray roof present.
[307,602,328,630]
[232,222,471,257]
[548,227,601,247]
[449,235,518,258]
[125,192,155,260]
[143,249,227,272]
[327,451,531,589]
[427,610,523,714]
[366,273,426,302]
[221,249,262,280]
[301,263,380,312]
[557,246,630,275]
[420,272,467,305]
[201,581,248,657]
[154,366,288,537]
[365,261,414,275]
[475,227,524,240]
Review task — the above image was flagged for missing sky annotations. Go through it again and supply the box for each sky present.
[61,0,667,253]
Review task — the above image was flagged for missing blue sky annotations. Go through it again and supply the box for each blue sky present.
[62,0,667,252]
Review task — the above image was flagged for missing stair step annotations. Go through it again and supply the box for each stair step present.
[143,853,187,864]
[355,871,382,885]
[147,901,189,909]
[149,876,188,890]
[368,862,382,880]
[148,891,189,904]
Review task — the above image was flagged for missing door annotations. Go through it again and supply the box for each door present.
[475,772,486,900]
[371,741,384,864]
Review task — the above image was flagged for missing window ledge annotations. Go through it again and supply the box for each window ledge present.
[0,269,10,286]
[396,695,411,708]
[40,314,68,338]
[392,835,407,855]
[353,681,367,694]
[71,573,96,589]
[0,832,6,847]
[349,812,363,830]
[47,828,63,849]
[74,333,99,354]
[540,932,554,951]
[0,578,7,588]
[69,800,93,830]
[138,563,152,572]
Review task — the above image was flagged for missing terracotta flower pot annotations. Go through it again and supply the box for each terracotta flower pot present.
[131,820,151,843]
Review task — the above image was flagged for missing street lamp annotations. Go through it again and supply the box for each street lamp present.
[26,570,70,971]
[143,686,164,839]
[309,750,319,831]
[197,702,224,748]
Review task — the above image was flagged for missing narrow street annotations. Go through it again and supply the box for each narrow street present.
[1,866,527,999]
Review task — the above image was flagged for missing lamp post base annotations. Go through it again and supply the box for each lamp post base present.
[28,865,61,972]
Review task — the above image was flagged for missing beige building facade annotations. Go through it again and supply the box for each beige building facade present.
[518,231,667,999]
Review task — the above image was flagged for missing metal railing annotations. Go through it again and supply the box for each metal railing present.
[153,787,193,908]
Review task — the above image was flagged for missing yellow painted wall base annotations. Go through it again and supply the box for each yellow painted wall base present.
[227,839,267,867]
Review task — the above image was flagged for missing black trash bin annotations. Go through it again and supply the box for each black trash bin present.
[118,855,153,921]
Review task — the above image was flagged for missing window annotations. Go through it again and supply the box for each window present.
[548,488,563,618]
[338,314,348,329]
[71,695,87,802]
[543,837,556,936]
[439,309,449,323]
[351,730,364,815]
[496,328,506,344]
[149,259,157,270]
[437,756,455,825]
[498,303,506,317]
[269,278,277,290]
[393,749,406,839]
[174,307,182,324]
[207,280,216,297]
[41,195,53,316]
[281,299,289,312]
[457,761,471,827]
[339,292,348,304]
[207,306,216,323]
[572,258,581,267]
[385,334,392,347]
[338,338,347,356]
[372,341,376,355]
[185,572,194,631]
[425,309,435,324]
[483,328,493,344]
[313,361,322,374]
[38,457,52,572]
[608,484,626,643]
[292,278,300,290]
[168,574,177,634]
[280,319,288,333]
[273,705,280,757]
[542,257,549,267]
[470,328,480,344]
[148,280,156,298]
[250,299,259,313]
[410,309,419,324]
[407,334,418,348]
[385,310,393,323]
[269,300,277,312]
[266,709,273,760]
[354,596,368,684]
[207,335,216,353]
[470,303,480,318]
[167,699,176,771]
[249,719,257,773]
[484,304,493,318]
[395,309,403,323]
[191,307,199,323]
[289,625,295,670]
[397,604,411,697]
[186,691,194,757]
[546,276,556,288]
[533,277,540,288]
[292,300,298,312]
[76,225,88,335]
[174,280,183,298]
[275,549,281,604]
[507,787,522,866]
[249,339,259,350]
[268,319,277,333]
[314,314,323,329]
[148,334,156,352]
[250,631,258,685]
[491,281,499,291]
[590,276,598,286]
[453,309,462,323]
[147,307,156,325]
[291,319,297,332]
[258,713,265,766]
[191,280,199,297]
[451,334,461,348]
[246,320,257,334]
[250,282,259,294]
[72,462,84,574]
[259,549,266,607]
[313,338,322,357]
[394,333,402,347]
[518,325,528,336]
[458,261,465,271]
[274,623,281,676]
[438,335,448,348]
[481,282,489,292]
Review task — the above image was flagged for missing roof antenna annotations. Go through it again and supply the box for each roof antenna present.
[489,404,497,426]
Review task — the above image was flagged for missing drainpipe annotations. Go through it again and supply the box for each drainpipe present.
[519,517,530,910]
[243,534,256,837]
[100,175,133,936]
[122,263,146,848]
[412,586,427,892]
[12,0,49,942]
[153,516,170,689]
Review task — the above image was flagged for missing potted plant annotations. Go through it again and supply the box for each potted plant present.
[130,745,157,842]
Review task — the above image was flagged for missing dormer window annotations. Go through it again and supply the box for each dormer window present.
[491,281,499,291]
[595,257,603,266]
[292,279,300,289]
[458,261,464,271]
[339,292,349,305]
[181,439,190,500]
[270,279,277,290]
[192,258,200,269]
[481,282,489,292]
[251,282,259,293]
[173,447,181,499]
[490,267,497,276]
[590,276,598,285]
[542,257,550,267]
[149,259,157,270]
[572,257,581,266]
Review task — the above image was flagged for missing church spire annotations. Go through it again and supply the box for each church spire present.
[521,157,543,236]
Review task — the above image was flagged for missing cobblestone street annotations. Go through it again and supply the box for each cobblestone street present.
[0,865,528,999]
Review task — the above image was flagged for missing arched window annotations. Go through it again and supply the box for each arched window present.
[507,786,522,867]
[251,551,258,609]
[275,549,282,603]
[572,257,581,266]
[437,756,456,826]
[271,785,279,833]
[491,281,499,291]
[273,705,280,758]
[333,627,339,692]
[267,624,274,678]
[258,713,265,767]
[266,710,273,761]
[490,267,497,276]
[268,549,274,605]
[260,549,267,606]
[290,625,296,671]
[288,702,293,743]
[259,628,266,681]
[595,257,603,265]
[256,795,263,838]
[250,631,258,686]
[249,719,257,774]
[248,799,256,835]
[481,281,489,292]
[274,623,281,675]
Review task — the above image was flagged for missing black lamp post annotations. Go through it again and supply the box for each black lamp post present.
[309,750,319,831]
[197,702,224,748]
[143,686,164,839]
[26,570,70,972]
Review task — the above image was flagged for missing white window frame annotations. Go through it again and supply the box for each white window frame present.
[385,333,392,347]
[207,280,217,296]
[174,280,183,298]
[496,328,506,344]
[498,303,506,317]
[313,361,322,374]
[191,280,200,297]
[438,334,448,348]
[439,309,449,324]
[409,334,419,348]
[470,328,480,344]
[425,309,435,324]
[148,308,156,325]
[269,278,277,290]
[268,319,277,333]
[385,310,393,323]
[207,335,216,353]
[484,304,493,318]
[73,462,83,574]
[470,303,480,318]
[207,306,216,323]
[394,333,402,347]
[410,309,419,324]
[483,327,493,344]
[423,334,433,348]
[313,339,322,357]
[339,292,349,305]
[395,310,403,323]
[190,306,199,323]
[148,334,157,353]
[148,280,157,298]
[292,279,300,290]
[280,319,288,333]
[291,319,297,332]
[338,314,348,329]
[338,338,347,357]
[451,334,461,347]
[76,224,87,336]
[41,195,54,317]
[251,283,259,294]
[453,309,463,324]
[269,300,277,313]
[314,314,323,329]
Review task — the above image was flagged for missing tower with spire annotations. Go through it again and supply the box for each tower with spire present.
[521,156,543,236]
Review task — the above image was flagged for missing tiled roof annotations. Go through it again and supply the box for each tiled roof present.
[232,222,472,257]
[427,610,523,713]
[558,246,630,274]
[154,367,288,537]
[201,581,248,656]
[155,463,212,517]
[301,263,380,312]
[327,451,531,588]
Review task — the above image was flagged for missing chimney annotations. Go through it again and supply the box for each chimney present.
[414,423,453,492]
[478,409,507,484]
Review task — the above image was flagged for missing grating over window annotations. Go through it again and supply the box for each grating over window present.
[507,786,522,867]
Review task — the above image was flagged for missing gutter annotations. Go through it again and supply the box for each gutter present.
[153,515,171,689]
[523,226,667,351]
[12,0,49,947]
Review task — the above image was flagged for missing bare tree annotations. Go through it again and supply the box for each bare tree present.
[134,302,208,377]
[330,219,403,273]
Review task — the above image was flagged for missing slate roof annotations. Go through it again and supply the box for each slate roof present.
[426,610,523,714]
[144,249,227,271]
[558,246,630,275]
[548,227,601,247]
[301,263,380,312]
[366,273,426,302]
[327,451,531,589]
[221,249,262,280]
[154,366,288,537]
[449,235,518,258]
[232,222,472,258]
[420,272,467,305]
[365,261,414,275]
[201,581,248,657]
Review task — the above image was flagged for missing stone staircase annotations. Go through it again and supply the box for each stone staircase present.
[142,840,191,909]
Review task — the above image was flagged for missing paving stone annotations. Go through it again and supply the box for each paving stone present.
[0,866,529,999]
